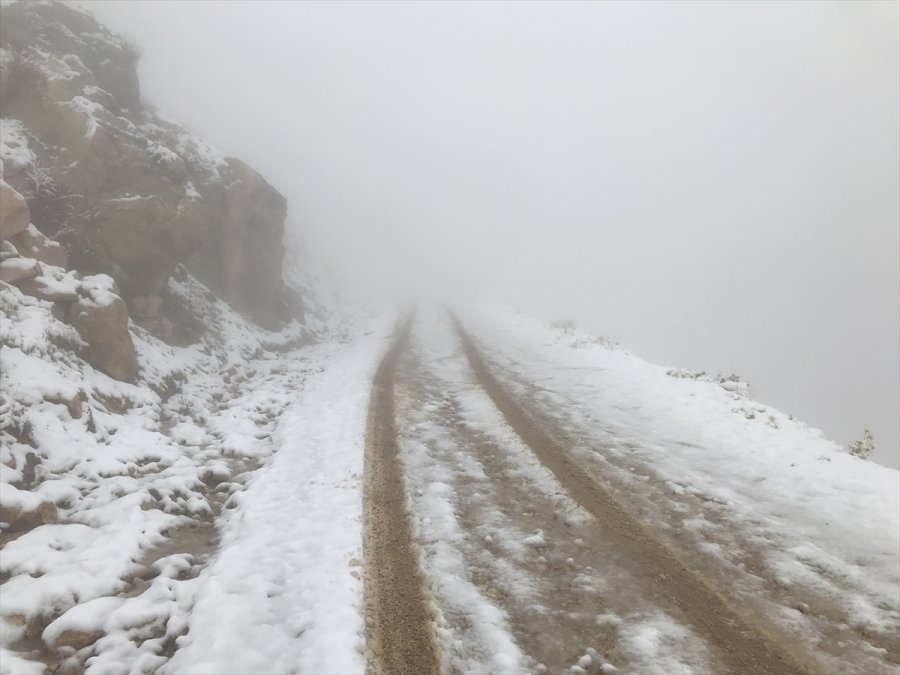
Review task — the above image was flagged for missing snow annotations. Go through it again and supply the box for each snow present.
[0,345,81,405]
[614,613,709,675]
[396,309,717,673]
[20,268,79,302]
[0,648,44,675]
[0,483,48,517]
[0,118,35,174]
[162,318,394,675]
[137,115,229,185]
[0,273,360,674]
[78,274,120,308]
[62,96,104,140]
[0,257,40,275]
[396,316,532,673]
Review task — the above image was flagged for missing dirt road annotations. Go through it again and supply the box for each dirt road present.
[362,318,441,675]
[361,313,892,674]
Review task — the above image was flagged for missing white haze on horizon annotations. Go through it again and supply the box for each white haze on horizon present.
[77,0,900,469]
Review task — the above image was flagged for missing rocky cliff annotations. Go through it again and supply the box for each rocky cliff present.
[0,0,294,353]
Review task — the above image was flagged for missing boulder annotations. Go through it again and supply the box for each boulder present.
[49,628,104,651]
[15,274,79,303]
[8,224,68,268]
[45,390,85,419]
[0,485,58,530]
[0,180,30,241]
[1,240,20,260]
[67,276,137,381]
[0,256,40,283]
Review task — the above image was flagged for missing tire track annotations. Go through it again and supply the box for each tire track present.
[453,316,820,675]
[394,328,720,673]
[362,318,441,675]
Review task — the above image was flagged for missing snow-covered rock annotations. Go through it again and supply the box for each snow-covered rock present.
[0,1,296,329]
[0,256,39,284]
[7,223,67,268]
[66,275,137,381]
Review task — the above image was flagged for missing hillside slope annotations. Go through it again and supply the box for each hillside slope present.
[0,4,324,673]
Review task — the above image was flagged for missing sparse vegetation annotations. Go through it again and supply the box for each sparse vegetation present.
[21,163,79,237]
[847,429,876,460]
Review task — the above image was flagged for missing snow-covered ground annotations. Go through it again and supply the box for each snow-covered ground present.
[460,306,900,674]
[163,319,394,675]
[4,294,897,674]
[0,270,394,675]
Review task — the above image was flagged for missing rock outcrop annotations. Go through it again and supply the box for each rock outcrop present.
[0,175,138,380]
[67,275,137,382]
[0,1,293,331]
[0,255,39,283]
[188,158,289,328]
[8,222,67,267]
[0,484,58,532]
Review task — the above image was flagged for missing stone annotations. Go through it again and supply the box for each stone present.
[45,391,85,419]
[1,240,20,260]
[0,499,58,530]
[0,180,30,241]
[0,257,40,283]
[8,224,68,268]
[15,274,79,303]
[50,628,104,650]
[67,288,138,382]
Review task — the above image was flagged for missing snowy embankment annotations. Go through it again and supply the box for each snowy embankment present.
[460,307,900,671]
[163,319,394,675]
[0,268,394,674]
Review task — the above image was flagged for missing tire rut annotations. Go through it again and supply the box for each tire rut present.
[362,318,441,675]
[453,316,821,675]
[394,337,719,672]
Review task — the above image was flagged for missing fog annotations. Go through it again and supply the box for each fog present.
[78,0,899,469]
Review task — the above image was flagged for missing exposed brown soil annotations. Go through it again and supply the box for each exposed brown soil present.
[362,318,441,675]
[453,316,822,675]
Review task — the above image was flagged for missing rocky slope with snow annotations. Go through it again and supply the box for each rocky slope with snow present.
[0,3,322,673]
[0,0,295,333]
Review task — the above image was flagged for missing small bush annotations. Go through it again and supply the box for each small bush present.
[847,429,876,460]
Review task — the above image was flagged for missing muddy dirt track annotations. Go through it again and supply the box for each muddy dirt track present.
[362,317,441,675]
[362,316,847,674]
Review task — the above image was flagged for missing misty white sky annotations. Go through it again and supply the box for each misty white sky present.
[78,0,899,468]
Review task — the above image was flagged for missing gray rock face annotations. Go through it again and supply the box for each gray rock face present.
[0,1,293,330]
[16,273,79,303]
[188,158,288,329]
